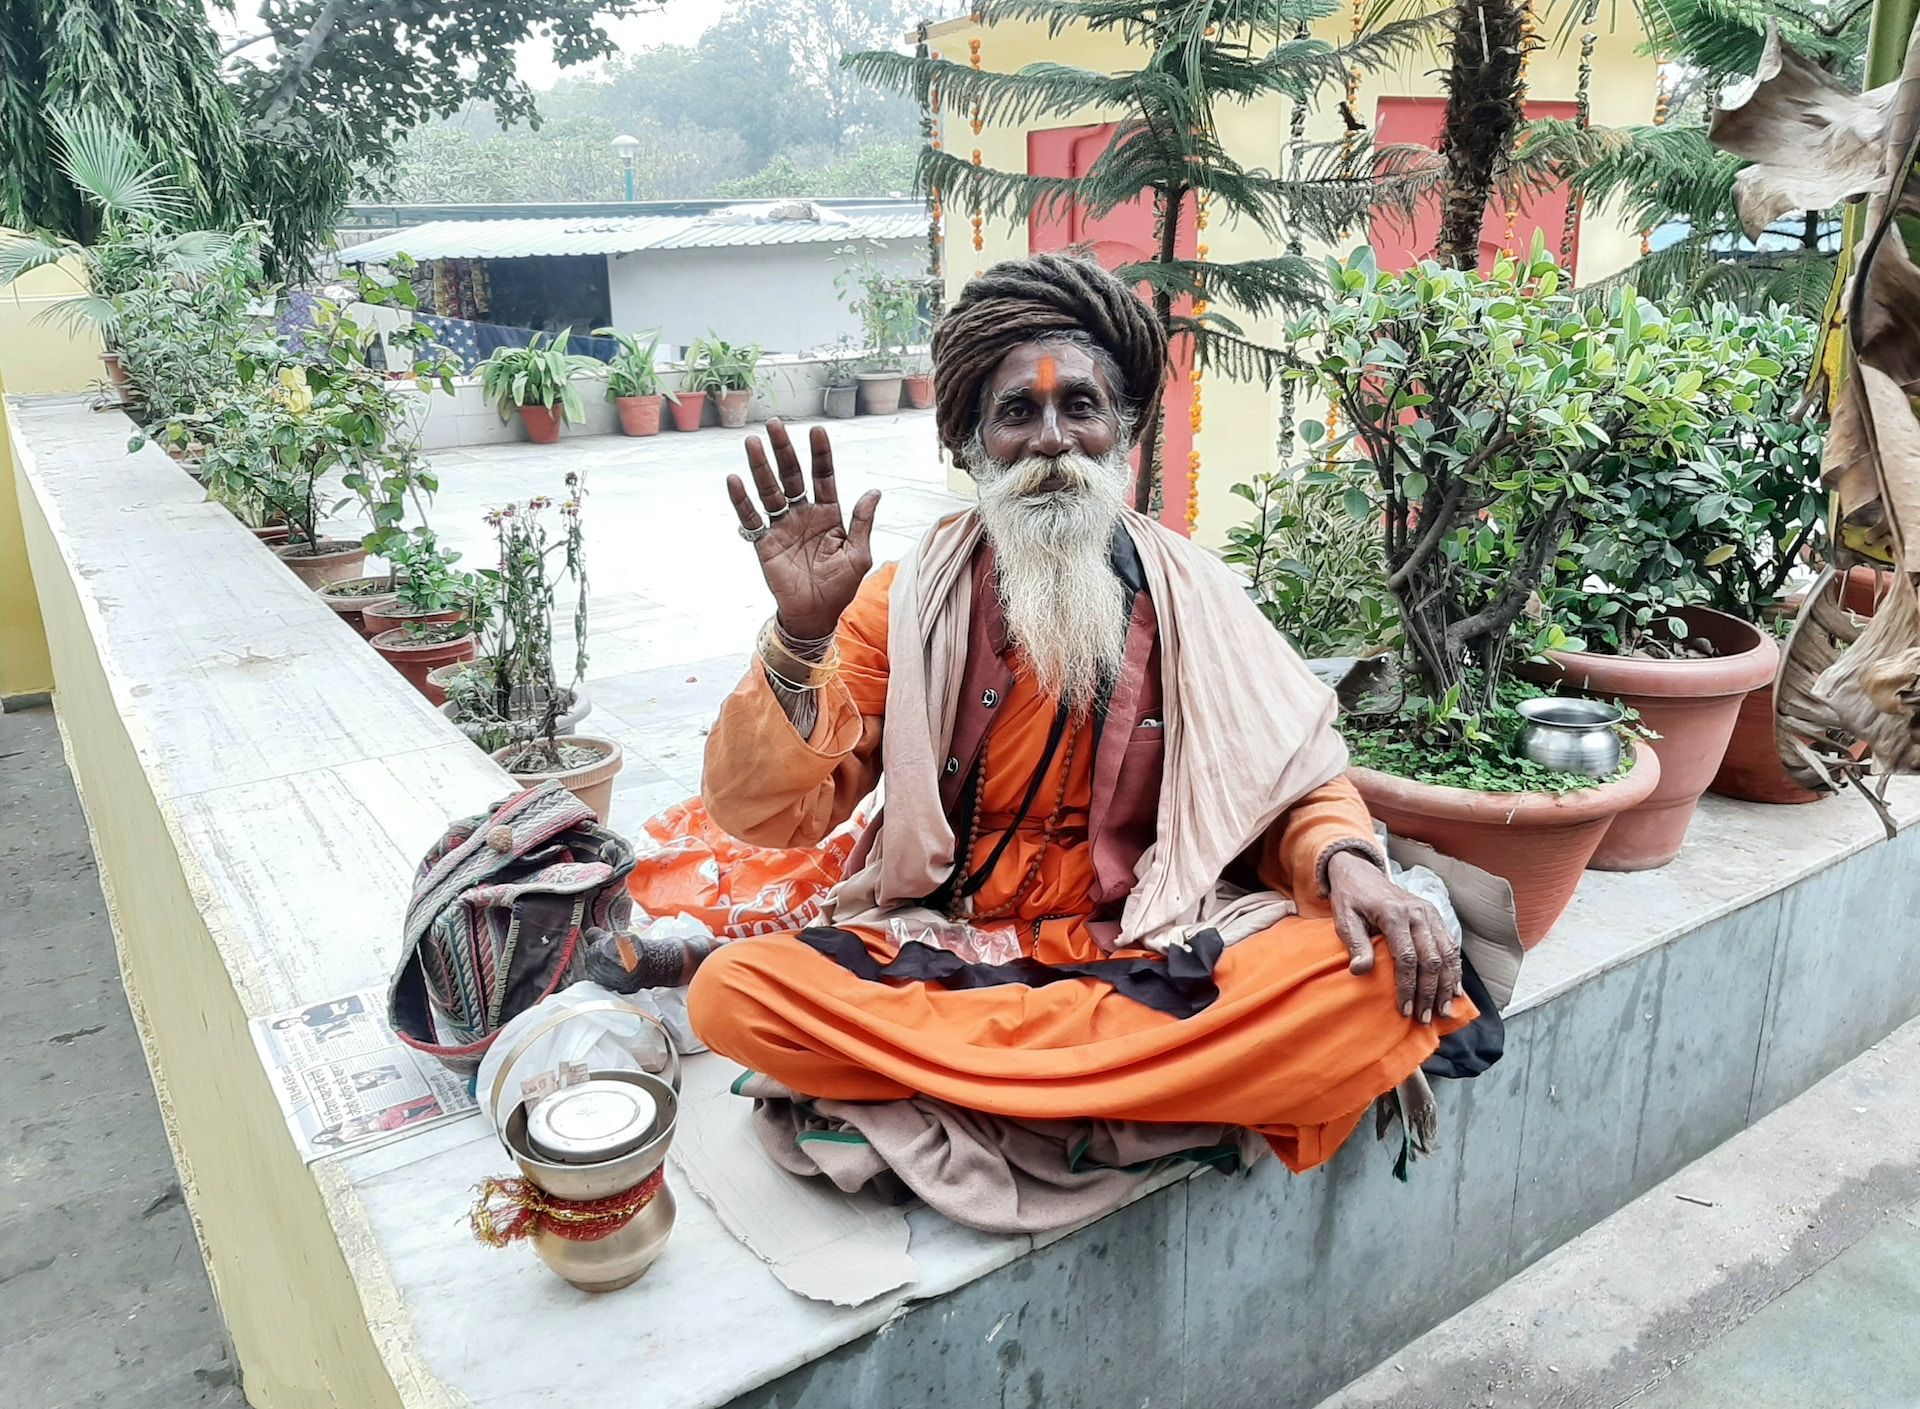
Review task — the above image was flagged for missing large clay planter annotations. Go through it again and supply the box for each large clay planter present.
[251,524,291,545]
[316,577,398,638]
[372,628,476,704]
[856,372,903,415]
[1710,567,1888,805]
[714,389,752,429]
[902,373,934,410]
[616,394,664,436]
[361,601,460,639]
[669,390,708,432]
[492,735,624,822]
[1350,742,1662,947]
[518,404,563,443]
[100,350,130,394]
[1543,606,1778,871]
[275,539,368,590]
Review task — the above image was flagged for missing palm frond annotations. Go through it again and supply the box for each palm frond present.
[847,52,1165,128]
[154,229,241,277]
[1576,231,1837,319]
[981,0,1343,43]
[1640,0,1869,77]
[1517,118,1741,228]
[33,292,118,339]
[0,234,79,288]
[1124,255,1326,317]
[50,111,183,223]
[1177,320,1295,384]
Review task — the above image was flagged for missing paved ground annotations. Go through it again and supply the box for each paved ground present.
[1319,1011,1920,1409]
[0,704,243,1409]
[416,409,964,826]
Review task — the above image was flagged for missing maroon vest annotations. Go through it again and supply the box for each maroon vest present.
[935,536,1165,934]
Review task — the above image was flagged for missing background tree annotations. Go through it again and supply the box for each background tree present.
[1516,0,1872,314]
[850,0,1437,513]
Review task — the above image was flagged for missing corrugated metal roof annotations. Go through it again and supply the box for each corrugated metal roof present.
[341,209,926,264]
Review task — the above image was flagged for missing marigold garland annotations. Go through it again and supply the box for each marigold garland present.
[1503,0,1536,258]
[1562,0,1599,271]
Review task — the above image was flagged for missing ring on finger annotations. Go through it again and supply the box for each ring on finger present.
[738,524,769,542]
[767,504,792,520]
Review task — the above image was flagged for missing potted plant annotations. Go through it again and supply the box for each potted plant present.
[835,247,926,415]
[684,333,762,430]
[593,327,676,436]
[360,530,466,637]
[818,338,860,419]
[479,330,597,444]
[902,349,934,411]
[1536,304,1801,864]
[461,479,623,818]
[372,570,483,704]
[1280,240,1781,943]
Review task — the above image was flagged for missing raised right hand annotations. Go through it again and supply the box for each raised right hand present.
[727,419,881,642]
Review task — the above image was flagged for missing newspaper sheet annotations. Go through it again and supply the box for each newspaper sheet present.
[248,989,476,1163]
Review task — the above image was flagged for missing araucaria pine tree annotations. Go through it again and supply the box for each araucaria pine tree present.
[848,0,1436,512]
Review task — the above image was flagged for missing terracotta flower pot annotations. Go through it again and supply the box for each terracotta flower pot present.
[361,601,461,639]
[1542,606,1778,871]
[714,388,752,429]
[371,628,476,704]
[251,524,291,545]
[856,372,903,415]
[669,390,708,431]
[903,373,934,409]
[491,735,625,822]
[275,539,369,590]
[100,350,130,391]
[438,679,593,739]
[1711,567,1887,805]
[518,403,563,443]
[616,394,664,436]
[823,384,857,419]
[316,577,399,638]
[1350,742,1663,947]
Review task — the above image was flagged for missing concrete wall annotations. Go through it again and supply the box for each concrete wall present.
[606,239,925,357]
[927,11,1660,549]
[0,386,52,704]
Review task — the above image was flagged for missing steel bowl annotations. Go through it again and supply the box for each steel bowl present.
[1515,696,1624,778]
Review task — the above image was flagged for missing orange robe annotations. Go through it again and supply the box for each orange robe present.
[689,566,1475,1171]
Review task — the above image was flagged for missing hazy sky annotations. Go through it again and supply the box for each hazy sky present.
[208,2,722,92]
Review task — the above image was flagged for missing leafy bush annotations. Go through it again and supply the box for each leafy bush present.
[479,329,598,422]
[683,333,762,393]
[834,244,927,370]
[593,327,675,401]
[1222,470,1394,659]
[1544,305,1825,653]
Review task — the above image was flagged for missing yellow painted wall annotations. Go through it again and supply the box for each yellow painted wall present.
[0,239,105,394]
[928,10,1659,547]
[7,415,414,1409]
[0,388,54,702]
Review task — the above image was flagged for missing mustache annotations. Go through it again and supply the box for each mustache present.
[983,451,1109,497]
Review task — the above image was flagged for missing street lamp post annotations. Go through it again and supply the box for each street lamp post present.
[611,133,642,203]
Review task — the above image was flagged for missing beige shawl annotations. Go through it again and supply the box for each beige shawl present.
[824,509,1349,954]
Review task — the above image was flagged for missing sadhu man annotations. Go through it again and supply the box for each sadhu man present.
[687,254,1476,1173]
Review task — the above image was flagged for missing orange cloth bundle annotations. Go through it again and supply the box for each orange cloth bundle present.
[625,796,869,939]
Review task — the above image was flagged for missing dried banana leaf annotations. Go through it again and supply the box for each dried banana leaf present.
[1710,24,1906,241]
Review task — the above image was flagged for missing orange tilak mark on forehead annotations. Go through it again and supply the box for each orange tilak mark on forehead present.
[1034,355,1058,394]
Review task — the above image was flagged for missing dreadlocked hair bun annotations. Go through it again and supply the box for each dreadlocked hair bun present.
[930,252,1166,454]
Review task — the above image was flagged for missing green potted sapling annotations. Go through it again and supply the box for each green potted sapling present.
[684,333,762,430]
[1541,305,1828,818]
[818,337,860,419]
[835,247,925,415]
[594,327,677,437]
[1283,238,1765,941]
[369,535,481,703]
[479,330,598,444]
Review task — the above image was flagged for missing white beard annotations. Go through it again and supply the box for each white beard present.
[967,436,1133,707]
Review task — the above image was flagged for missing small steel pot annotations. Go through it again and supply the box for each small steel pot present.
[503,1067,679,1292]
[1516,697,1624,778]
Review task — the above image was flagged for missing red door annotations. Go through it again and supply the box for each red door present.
[1370,97,1584,274]
[1028,123,1197,534]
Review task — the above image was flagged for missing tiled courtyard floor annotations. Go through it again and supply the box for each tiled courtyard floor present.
[417,408,962,826]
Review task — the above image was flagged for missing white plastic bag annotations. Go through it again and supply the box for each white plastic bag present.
[1375,822,1464,941]
[477,982,681,1139]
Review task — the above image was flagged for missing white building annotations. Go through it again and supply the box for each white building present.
[340,198,929,357]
